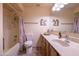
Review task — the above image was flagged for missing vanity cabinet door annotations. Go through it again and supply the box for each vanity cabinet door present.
[50,45,58,56]
[45,40,50,56]
[37,35,59,56]
[37,35,46,56]
[45,40,58,56]
[41,36,46,56]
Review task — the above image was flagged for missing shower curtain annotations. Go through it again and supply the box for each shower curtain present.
[74,16,79,33]
[19,16,27,51]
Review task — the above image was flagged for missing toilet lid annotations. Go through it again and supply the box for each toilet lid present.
[24,41,32,46]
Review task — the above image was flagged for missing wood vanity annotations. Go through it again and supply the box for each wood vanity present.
[37,34,60,56]
[37,32,79,56]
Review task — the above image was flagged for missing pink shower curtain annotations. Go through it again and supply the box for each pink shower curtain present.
[19,16,27,51]
[74,16,79,33]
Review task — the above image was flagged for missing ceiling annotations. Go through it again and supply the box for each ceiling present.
[22,3,79,11]
[22,3,54,7]
[22,3,79,13]
[22,3,79,7]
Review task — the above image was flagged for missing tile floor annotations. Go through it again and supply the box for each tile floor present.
[18,47,41,56]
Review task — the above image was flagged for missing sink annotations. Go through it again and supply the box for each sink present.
[52,38,70,47]
[69,37,79,44]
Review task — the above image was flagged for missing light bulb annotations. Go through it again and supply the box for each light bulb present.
[54,4,58,7]
[56,7,61,11]
[59,4,64,8]
[52,3,67,11]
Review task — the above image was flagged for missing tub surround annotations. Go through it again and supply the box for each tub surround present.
[4,43,20,56]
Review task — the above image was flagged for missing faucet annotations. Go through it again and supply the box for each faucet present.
[59,32,62,39]
[47,29,50,33]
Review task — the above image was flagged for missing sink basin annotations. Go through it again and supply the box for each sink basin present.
[52,39,70,47]
[69,37,79,44]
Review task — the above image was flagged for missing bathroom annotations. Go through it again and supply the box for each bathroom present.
[0,3,79,56]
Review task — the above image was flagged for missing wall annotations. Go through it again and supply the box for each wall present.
[51,8,74,32]
[23,5,51,46]
[74,6,79,13]
[0,3,3,55]
[23,4,75,46]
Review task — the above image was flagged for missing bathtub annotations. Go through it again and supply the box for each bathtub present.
[4,43,20,56]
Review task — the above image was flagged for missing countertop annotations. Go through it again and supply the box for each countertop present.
[49,31,79,39]
[42,34,79,56]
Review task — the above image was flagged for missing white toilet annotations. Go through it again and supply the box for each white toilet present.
[24,33,33,56]
[24,41,32,55]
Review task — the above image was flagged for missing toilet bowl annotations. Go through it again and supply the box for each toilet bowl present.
[24,40,33,55]
[24,40,32,48]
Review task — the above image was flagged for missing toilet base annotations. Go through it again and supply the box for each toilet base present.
[26,47,32,56]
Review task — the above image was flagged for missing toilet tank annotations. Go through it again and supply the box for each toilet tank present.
[26,32,33,41]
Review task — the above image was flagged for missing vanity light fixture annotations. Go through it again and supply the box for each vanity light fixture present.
[59,4,64,8]
[52,3,68,11]
[52,6,61,11]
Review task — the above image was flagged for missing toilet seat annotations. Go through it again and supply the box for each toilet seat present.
[24,41,32,48]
